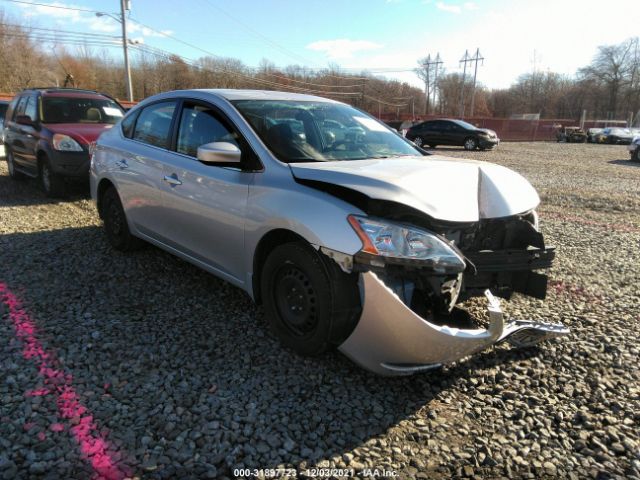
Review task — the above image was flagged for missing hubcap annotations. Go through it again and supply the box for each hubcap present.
[414,137,423,147]
[465,139,476,149]
[274,266,317,336]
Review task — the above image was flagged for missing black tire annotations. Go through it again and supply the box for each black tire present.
[39,155,65,197]
[412,136,424,148]
[463,137,478,150]
[5,149,27,180]
[261,242,361,356]
[632,148,640,162]
[101,186,143,251]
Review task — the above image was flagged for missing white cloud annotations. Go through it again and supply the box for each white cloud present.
[306,39,383,60]
[436,1,461,14]
[464,2,478,10]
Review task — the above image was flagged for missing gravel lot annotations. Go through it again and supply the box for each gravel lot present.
[1,142,639,479]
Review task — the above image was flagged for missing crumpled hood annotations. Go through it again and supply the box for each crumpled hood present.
[45,123,114,145]
[290,155,539,222]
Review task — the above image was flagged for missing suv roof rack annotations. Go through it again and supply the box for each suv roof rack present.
[21,87,100,94]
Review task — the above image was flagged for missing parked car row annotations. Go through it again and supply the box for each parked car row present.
[2,87,568,375]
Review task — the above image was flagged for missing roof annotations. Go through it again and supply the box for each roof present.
[192,89,342,103]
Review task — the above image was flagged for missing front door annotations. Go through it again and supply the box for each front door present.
[159,101,253,285]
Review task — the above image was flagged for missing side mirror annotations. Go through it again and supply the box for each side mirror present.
[197,142,242,164]
[16,115,36,127]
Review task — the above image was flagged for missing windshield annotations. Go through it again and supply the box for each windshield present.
[232,100,423,162]
[451,119,478,130]
[42,97,124,124]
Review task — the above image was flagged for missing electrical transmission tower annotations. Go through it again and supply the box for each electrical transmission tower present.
[458,48,484,118]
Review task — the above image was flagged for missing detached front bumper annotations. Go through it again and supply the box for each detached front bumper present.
[338,272,569,376]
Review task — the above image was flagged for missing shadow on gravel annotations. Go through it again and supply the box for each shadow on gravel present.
[0,173,89,207]
[607,159,640,167]
[1,225,541,477]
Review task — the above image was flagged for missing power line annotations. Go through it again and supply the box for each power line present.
[0,0,101,14]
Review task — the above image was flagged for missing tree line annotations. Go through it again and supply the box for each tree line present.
[1,9,638,122]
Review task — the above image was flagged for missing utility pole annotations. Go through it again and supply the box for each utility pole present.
[432,53,442,115]
[120,0,133,102]
[459,50,470,118]
[469,48,484,117]
[423,54,431,115]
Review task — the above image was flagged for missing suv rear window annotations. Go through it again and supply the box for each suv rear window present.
[42,97,124,124]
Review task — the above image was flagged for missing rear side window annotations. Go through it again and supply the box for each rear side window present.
[13,96,27,120]
[133,101,177,149]
[121,109,140,138]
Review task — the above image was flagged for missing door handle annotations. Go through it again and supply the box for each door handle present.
[115,159,128,169]
[163,174,182,186]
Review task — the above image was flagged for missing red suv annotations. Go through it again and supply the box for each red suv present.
[3,88,125,196]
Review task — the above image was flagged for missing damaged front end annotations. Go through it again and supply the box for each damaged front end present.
[333,212,569,375]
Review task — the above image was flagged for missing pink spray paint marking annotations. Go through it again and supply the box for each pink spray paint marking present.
[0,283,129,480]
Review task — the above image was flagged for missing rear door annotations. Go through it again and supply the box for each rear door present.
[113,100,179,239]
[158,99,254,284]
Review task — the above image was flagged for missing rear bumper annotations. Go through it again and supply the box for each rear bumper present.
[338,272,569,376]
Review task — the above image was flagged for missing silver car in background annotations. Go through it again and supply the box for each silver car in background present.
[90,89,568,375]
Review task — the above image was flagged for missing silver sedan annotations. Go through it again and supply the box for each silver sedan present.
[90,89,568,375]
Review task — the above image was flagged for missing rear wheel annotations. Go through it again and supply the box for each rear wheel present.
[101,186,143,251]
[6,150,26,180]
[633,148,640,162]
[261,242,361,356]
[464,137,478,150]
[39,156,65,197]
[412,136,424,147]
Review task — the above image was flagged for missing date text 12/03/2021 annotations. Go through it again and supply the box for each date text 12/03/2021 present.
[233,468,399,478]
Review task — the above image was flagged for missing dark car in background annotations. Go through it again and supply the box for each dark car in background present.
[405,118,499,150]
[601,127,634,145]
[3,87,124,196]
[0,100,9,157]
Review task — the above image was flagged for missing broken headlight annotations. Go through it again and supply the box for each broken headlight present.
[348,215,466,274]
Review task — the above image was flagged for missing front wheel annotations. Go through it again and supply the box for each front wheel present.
[464,137,478,150]
[6,150,26,180]
[261,242,361,356]
[412,136,424,148]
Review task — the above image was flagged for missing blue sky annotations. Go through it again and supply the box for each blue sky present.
[4,0,640,89]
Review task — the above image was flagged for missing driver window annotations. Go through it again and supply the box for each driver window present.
[177,104,239,158]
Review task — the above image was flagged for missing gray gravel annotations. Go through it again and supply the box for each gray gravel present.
[1,142,639,479]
